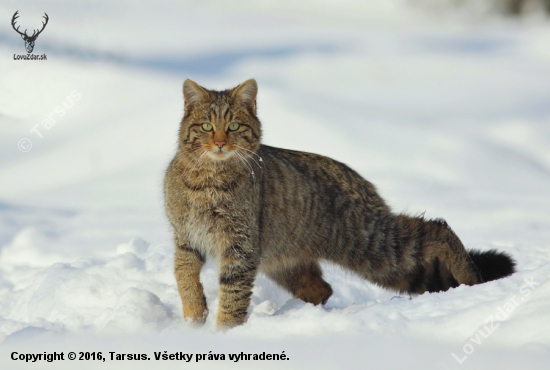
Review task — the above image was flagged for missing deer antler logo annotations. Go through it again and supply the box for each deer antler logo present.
[11,10,49,54]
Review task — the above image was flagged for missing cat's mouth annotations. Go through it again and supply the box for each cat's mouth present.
[207,148,234,161]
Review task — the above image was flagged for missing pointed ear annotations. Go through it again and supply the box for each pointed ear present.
[231,79,258,112]
[183,79,209,107]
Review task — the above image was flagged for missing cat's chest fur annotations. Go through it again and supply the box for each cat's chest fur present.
[184,197,231,258]
[166,165,258,258]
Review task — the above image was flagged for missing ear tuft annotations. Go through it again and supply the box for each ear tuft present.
[231,79,258,107]
[183,79,209,106]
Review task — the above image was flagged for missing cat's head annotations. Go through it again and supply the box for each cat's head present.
[178,79,261,162]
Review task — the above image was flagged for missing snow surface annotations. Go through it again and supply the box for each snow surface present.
[1,1,550,369]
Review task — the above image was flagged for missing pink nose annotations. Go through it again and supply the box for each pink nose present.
[215,141,226,149]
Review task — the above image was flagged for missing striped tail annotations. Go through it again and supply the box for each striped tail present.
[337,214,517,295]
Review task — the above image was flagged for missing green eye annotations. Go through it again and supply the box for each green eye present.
[228,122,240,131]
[202,123,213,132]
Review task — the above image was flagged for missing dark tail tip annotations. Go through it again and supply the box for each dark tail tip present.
[468,249,516,282]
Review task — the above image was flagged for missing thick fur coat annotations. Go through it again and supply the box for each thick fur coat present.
[164,79,515,329]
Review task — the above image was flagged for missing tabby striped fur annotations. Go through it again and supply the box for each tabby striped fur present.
[164,79,516,329]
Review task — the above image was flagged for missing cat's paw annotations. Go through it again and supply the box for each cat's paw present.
[183,307,208,326]
[216,313,246,330]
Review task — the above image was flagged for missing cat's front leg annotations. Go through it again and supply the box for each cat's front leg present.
[174,237,208,325]
[217,243,259,329]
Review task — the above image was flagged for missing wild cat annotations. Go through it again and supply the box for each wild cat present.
[164,79,515,329]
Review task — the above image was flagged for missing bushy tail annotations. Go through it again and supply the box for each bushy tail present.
[468,249,516,283]
[421,249,516,294]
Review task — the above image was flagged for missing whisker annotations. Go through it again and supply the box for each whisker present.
[235,145,263,161]
[196,151,208,171]
[187,150,207,174]
[235,150,256,188]
[240,151,262,171]
[235,150,252,174]
[181,145,203,154]
[235,145,263,170]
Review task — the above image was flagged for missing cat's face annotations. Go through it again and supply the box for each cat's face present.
[179,79,261,163]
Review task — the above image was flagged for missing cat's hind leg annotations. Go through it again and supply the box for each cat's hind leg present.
[421,218,482,287]
[266,261,333,305]
[396,217,482,294]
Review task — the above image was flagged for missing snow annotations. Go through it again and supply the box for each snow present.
[1,0,550,368]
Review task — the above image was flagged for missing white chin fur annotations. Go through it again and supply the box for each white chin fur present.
[207,150,234,161]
